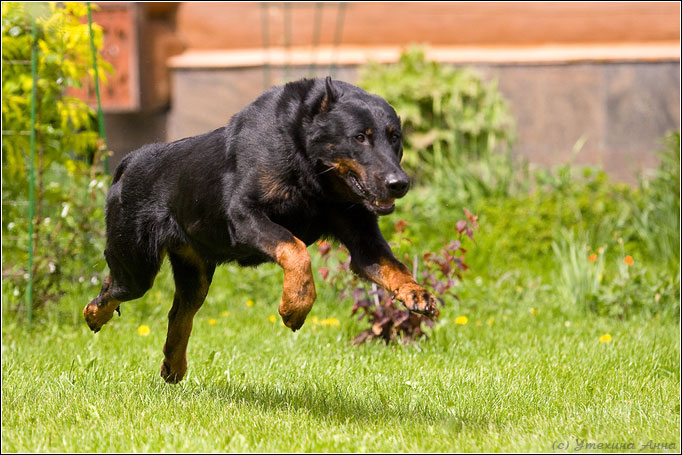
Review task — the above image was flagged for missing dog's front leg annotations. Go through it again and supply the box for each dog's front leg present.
[273,237,317,331]
[230,210,316,331]
[370,256,439,317]
[331,209,439,317]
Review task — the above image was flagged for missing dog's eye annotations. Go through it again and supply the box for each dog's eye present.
[389,133,401,144]
[354,134,366,143]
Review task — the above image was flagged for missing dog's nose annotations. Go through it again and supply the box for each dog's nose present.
[385,173,410,198]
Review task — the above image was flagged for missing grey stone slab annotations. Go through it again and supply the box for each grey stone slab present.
[489,63,606,170]
[111,61,679,183]
[167,66,358,142]
[603,62,681,179]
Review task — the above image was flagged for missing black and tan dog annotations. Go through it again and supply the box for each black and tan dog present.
[84,77,438,383]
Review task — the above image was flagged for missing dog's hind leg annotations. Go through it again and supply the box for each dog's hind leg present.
[83,274,121,333]
[160,246,215,384]
[84,249,164,333]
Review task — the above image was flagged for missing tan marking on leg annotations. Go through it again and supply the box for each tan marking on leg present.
[160,246,211,384]
[161,296,202,384]
[377,256,417,292]
[160,302,196,384]
[375,257,439,317]
[83,275,120,332]
[274,238,316,331]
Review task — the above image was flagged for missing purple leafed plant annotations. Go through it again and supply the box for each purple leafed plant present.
[317,208,478,344]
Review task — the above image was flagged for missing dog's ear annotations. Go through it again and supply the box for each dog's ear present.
[319,76,340,113]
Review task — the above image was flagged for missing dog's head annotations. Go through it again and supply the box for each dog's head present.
[310,77,410,216]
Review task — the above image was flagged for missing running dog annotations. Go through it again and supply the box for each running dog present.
[84,77,438,383]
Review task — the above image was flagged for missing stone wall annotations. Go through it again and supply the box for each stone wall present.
[162,60,680,182]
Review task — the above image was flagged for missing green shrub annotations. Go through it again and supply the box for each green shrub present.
[552,228,679,319]
[2,2,111,315]
[2,2,111,177]
[467,165,635,277]
[357,46,517,197]
[630,131,680,270]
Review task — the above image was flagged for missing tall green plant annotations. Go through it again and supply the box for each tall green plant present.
[2,2,112,314]
[357,47,516,195]
[631,131,680,270]
[551,227,679,318]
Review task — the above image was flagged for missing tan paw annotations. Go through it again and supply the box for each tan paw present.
[83,298,119,333]
[394,283,439,317]
[279,278,316,331]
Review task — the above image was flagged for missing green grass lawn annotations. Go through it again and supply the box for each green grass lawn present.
[2,259,680,452]
[3,161,681,452]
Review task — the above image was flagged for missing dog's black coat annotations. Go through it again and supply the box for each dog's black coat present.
[104,77,410,302]
[87,77,439,382]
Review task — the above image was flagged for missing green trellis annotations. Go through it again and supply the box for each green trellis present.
[19,2,107,328]
[26,15,37,329]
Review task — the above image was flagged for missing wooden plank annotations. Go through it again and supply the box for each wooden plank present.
[168,43,681,69]
[175,2,680,50]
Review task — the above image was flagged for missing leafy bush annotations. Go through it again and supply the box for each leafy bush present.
[2,2,111,314]
[467,164,635,278]
[2,2,111,177]
[552,228,679,319]
[3,167,109,312]
[357,47,517,199]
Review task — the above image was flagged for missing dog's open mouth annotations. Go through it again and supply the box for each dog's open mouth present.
[348,174,395,215]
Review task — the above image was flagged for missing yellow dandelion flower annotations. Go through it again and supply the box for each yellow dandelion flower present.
[208,318,217,325]
[246,300,254,307]
[220,311,230,317]
[599,333,612,343]
[137,325,150,336]
[320,317,340,327]
[269,315,276,323]
[515,285,523,292]
[623,255,634,266]
[486,317,495,326]
[529,308,537,315]
[454,316,468,325]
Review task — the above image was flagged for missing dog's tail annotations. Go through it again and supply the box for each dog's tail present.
[112,153,132,184]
